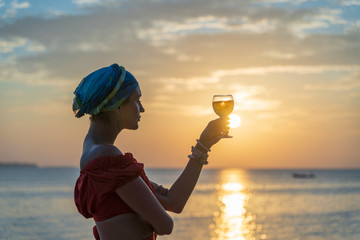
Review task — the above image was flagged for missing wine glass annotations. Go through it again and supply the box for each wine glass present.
[212,94,234,138]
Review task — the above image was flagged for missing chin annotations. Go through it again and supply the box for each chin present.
[127,123,139,130]
[124,119,140,130]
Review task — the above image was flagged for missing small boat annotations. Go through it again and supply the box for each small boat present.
[292,172,315,178]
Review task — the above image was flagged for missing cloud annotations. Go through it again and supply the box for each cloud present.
[135,5,350,46]
[72,0,102,7]
[44,9,68,18]
[136,16,229,46]
[337,0,360,5]
[231,84,281,112]
[2,89,24,97]
[0,0,358,168]
[3,0,30,18]
[0,36,46,67]
[146,80,281,117]
[259,0,311,4]
[287,8,347,37]
[68,41,111,52]
[147,101,214,116]
[6,100,70,115]
[304,71,360,91]
[157,65,360,88]
[137,15,279,46]
[263,51,296,59]
[0,0,358,87]
[254,108,310,132]
[0,37,26,53]
[0,65,74,87]
[12,0,29,9]
[148,97,280,116]
[236,98,281,111]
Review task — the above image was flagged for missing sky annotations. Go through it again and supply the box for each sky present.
[0,0,359,168]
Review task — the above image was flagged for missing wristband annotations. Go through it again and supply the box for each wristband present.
[196,139,211,152]
[188,146,209,165]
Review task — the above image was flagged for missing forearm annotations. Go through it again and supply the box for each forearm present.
[155,116,229,213]
[166,143,208,213]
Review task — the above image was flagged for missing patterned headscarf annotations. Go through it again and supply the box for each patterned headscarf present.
[72,64,139,118]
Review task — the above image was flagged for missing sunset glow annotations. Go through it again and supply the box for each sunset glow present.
[0,0,359,168]
[212,169,253,240]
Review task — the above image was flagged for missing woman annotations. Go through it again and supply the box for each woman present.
[73,64,230,240]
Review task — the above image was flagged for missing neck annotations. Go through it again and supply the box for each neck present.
[88,116,122,145]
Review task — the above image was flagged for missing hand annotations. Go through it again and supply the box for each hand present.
[198,117,230,149]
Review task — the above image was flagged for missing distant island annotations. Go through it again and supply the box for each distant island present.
[0,162,38,168]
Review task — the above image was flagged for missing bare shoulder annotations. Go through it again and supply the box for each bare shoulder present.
[93,144,122,157]
[80,145,122,169]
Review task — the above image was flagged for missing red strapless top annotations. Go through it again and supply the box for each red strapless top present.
[74,153,156,240]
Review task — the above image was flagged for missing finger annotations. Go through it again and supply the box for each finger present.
[220,126,230,134]
[224,117,231,126]
[218,131,232,138]
[216,134,223,140]
[214,116,230,122]
[215,117,230,126]
[222,135,233,138]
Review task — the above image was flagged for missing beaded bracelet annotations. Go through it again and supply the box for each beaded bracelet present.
[188,146,209,165]
[196,139,211,152]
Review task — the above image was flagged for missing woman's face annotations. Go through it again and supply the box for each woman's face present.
[118,86,145,130]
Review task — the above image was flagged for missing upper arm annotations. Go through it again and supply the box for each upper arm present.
[115,177,173,235]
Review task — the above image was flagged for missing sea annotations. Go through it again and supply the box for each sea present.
[0,167,359,240]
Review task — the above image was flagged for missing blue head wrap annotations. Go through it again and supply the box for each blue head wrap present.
[72,64,139,118]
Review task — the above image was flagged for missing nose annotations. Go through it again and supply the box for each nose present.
[140,102,145,113]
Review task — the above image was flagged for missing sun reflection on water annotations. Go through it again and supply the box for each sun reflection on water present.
[211,169,256,240]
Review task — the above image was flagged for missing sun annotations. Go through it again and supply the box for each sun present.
[229,114,241,128]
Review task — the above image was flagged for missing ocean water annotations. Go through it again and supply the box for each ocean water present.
[0,167,359,240]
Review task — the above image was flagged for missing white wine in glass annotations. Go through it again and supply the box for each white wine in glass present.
[213,95,234,117]
[212,94,234,137]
